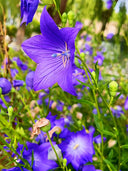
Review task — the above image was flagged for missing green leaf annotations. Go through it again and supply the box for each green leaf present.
[93,114,101,130]
[102,130,116,137]
[120,144,128,149]
[104,159,117,171]
[76,79,93,89]
[95,61,99,82]
[72,98,94,106]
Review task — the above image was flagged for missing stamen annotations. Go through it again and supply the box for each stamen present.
[51,42,70,67]
[73,144,79,150]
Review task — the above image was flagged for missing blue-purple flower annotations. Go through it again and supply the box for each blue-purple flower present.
[94,52,104,66]
[106,0,113,9]
[106,33,114,39]
[26,71,35,90]
[124,96,128,110]
[22,7,80,96]
[0,78,12,94]
[20,0,39,25]
[59,129,95,170]
[13,80,24,87]
[111,105,124,118]
[13,57,28,71]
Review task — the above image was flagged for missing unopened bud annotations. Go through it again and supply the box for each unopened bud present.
[77,120,82,128]
[62,12,67,24]
[68,11,75,20]
[80,52,85,60]
[109,81,118,97]
[63,158,67,167]
[41,121,51,133]
[8,106,13,116]
[68,20,73,26]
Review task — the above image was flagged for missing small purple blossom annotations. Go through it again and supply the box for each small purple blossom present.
[94,51,104,66]
[111,106,124,118]
[13,80,24,87]
[10,68,18,78]
[93,135,107,144]
[106,33,114,39]
[26,71,35,90]
[106,0,113,9]
[82,165,96,171]
[0,95,10,109]
[59,129,95,170]
[124,96,128,110]
[22,7,81,95]
[0,78,12,94]
[20,0,39,25]
[13,57,28,71]
[85,43,93,55]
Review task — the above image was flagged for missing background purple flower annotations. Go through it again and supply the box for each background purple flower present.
[94,52,104,66]
[20,0,39,25]
[106,0,113,9]
[106,33,114,39]
[124,96,128,110]
[0,78,12,94]
[13,80,24,87]
[26,71,35,90]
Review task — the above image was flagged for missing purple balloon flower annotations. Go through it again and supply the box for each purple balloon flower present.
[106,33,114,39]
[22,7,80,96]
[20,0,39,25]
[26,71,35,90]
[13,80,24,87]
[13,57,28,71]
[124,96,128,110]
[0,78,12,94]
[106,0,113,9]
[59,129,95,170]
[94,51,104,66]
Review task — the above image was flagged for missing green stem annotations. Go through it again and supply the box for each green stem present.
[53,0,62,20]
[0,94,9,107]
[75,45,104,170]
[46,132,62,167]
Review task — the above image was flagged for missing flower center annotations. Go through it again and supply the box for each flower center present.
[51,43,70,67]
[73,144,79,150]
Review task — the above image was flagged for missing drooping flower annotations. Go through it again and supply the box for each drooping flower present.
[59,129,95,170]
[124,96,128,110]
[0,78,12,94]
[22,6,80,96]
[20,0,39,25]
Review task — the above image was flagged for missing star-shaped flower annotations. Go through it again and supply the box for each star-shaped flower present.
[22,7,80,95]
[59,129,95,170]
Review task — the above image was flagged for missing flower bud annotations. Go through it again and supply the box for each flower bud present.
[63,158,67,167]
[80,52,85,60]
[41,121,51,132]
[8,106,13,116]
[67,11,75,20]
[77,120,82,128]
[0,78,11,94]
[68,20,73,26]
[62,12,67,24]
[109,81,118,97]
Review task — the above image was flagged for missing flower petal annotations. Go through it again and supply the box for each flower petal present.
[60,27,80,61]
[34,58,76,95]
[22,35,64,63]
[40,6,64,47]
